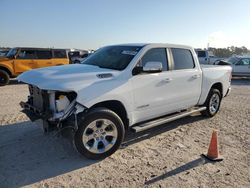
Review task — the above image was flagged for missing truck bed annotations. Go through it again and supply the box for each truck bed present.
[198,64,232,105]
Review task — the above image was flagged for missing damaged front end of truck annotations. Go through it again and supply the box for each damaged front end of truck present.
[20,84,86,132]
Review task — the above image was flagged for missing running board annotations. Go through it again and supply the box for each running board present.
[131,107,206,133]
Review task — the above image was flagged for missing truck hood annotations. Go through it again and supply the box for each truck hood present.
[17,64,120,91]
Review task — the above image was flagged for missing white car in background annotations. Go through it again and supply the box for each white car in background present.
[216,56,250,77]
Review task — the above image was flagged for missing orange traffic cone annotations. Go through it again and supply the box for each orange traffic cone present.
[202,130,223,161]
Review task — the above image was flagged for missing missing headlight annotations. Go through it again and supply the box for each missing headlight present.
[55,92,77,112]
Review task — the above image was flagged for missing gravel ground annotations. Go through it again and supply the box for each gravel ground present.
[0,79,249,188]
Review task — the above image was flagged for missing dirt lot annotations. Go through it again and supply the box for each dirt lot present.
[0,79,249,188]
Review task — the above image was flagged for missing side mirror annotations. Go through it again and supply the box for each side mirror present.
[143,61,163,73]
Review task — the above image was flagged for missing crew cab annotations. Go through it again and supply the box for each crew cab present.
[0,47,69,86]
[18,43,232,159]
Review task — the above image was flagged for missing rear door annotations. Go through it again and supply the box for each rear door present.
[52,50,69,65]
[14,49,37,74]
[169,48,202,109]
[233,58,250,76]
[36,50,53,68]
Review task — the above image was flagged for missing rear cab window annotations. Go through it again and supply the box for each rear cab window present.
[171,48,195,70]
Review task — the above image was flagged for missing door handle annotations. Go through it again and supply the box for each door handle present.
[47,62,52,64]
[192,75,200,79]
[28,62,34,65]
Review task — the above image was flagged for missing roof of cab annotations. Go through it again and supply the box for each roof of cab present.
[109,43,193,49]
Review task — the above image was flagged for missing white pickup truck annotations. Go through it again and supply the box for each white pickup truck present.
[18,43,232,159]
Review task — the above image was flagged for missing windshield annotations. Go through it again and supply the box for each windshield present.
[6,48,17,58]
[227,57,239,64]
[82,46,142,70]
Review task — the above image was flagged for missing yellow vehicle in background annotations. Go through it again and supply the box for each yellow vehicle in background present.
[0,47,69,86]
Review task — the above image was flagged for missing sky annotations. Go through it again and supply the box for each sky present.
[0,0,250,50]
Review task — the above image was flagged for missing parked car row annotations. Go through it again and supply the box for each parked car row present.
[215,56,250,77]
[195,49,250,77]
[68,50,90,64]
[0,47,93,86]
[0,48,69,86]
[18,43,232,159]
[195,49,223,65]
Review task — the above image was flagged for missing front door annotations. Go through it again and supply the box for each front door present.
[14,49,37,74]
[233,58,250,76]
[131,48,173,123]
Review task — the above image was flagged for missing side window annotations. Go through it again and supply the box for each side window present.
[237,58,250,65]
[17,50,36,59]
[36,50,52,59]
[171,48,195,70]
[141,48,168,71]
[53,50,67,58]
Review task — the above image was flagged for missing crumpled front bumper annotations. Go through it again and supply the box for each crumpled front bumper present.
[20,101,53,122]
[20,99,86,125]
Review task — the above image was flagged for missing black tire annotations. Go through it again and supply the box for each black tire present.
[74,60,80,64]
[201,88,222,117]
[74,107,125,160]
[0,70,10,86]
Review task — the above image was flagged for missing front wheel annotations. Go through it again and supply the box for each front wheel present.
[74,60,80,64]
[0,70,10,86]
[201,89,222,117]
[74,108,125,160]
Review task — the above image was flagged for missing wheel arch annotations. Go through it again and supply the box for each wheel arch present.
[204,82,223,103]
[89,100,129,131]
[198,82,223,105]
[0,66,12,77]
[211,82,223,96]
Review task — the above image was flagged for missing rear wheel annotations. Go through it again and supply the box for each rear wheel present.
[74,60,80,64]
[201,89,222,117]
[0,70,10,86]
[74,108,125,159]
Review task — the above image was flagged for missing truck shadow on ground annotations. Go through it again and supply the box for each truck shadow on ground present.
[0,121,96,187]
[0,115,205,187]
[144,156,209,185]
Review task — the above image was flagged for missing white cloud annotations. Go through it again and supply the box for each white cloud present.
[207,31,250,48]
[208,31,228,48]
